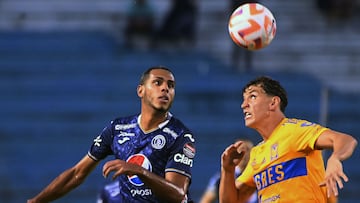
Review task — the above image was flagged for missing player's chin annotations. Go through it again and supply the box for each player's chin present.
[164,101,173,109]
[244,119,254,128]
[156,104,171,112]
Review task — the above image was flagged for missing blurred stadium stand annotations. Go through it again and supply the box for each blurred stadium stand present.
[0,0,359,203]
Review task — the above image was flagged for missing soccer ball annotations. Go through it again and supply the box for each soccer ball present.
[228,3,276,50]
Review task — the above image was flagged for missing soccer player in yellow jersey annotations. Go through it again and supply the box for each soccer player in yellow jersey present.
[219,76,357,203]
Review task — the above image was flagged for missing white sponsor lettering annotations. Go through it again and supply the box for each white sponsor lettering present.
[117,131,135,137]
[115,123,137,130]
[174,153,193,167]
[130,188,152,197]
[163,127,179,139]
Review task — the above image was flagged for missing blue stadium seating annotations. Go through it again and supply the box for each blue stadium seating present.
[0,31,358,203]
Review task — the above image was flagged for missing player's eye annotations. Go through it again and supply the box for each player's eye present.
[168,82,175,89]
[154,80,162,86]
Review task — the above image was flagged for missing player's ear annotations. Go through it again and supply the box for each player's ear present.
[137,85,144,97]
[270,96,280,111]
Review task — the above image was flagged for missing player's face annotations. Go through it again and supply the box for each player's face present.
[241,85,274,128]
[139,69,175,112]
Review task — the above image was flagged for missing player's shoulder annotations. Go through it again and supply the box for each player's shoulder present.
[110,114,138,129]
[168,115,194,135]
[282,118,316,127]
[162,115,195,144]
[169,116,188,129]
[112,114,138,123]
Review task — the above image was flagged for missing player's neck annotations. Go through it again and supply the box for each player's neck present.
[139,112,169,132]
[257,114,285,141]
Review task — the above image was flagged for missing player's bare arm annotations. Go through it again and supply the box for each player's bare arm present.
[315,129,358,197]
[235,182,257,203]
[219,173,256,203]
[27,155,99,203]
[103,159,190,202]
[219,141,248,203]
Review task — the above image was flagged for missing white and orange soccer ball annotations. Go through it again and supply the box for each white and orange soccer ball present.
[228,3,276,50]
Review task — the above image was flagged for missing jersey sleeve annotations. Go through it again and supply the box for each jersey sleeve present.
[165,133,196,179]
[87,122,114,161]
[293,120,329,152]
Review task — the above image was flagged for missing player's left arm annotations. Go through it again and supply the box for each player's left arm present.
[314,129,358,197]
[103,160,190,202]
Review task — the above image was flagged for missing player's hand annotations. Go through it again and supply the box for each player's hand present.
[102,159,142,180]
[319,155,348,197]
[221,141,245,172]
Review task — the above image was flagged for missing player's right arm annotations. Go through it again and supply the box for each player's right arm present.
[219,141,256,203]
[27,155,99,203]
[219,169,256,203]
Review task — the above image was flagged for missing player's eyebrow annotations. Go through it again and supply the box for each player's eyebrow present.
[245,88,258,95]
[245,85,266,94]
[151,76,176,88]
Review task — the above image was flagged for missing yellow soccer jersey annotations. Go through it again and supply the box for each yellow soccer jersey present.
[238,118,329,203]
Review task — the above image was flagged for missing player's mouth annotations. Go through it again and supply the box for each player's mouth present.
[158,96,169,103]
[244,112,252,119]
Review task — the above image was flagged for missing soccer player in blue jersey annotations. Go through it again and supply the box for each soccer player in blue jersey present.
[219,76,357,203]
[28,66,196,203]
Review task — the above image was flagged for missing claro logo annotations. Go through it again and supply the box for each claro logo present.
[174,153,193,167]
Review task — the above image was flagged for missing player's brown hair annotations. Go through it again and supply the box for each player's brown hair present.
[242,76,288,113]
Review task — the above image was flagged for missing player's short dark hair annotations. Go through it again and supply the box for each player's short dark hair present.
[242,76,288,113]
[139,66,173,85]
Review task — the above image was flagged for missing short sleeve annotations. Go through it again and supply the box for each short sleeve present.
[165,133,196,179]
[294,121,329,151]
[88,123,114,161]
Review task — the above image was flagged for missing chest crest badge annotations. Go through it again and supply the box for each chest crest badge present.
[151,135,166,149]
[270,143,279,161]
